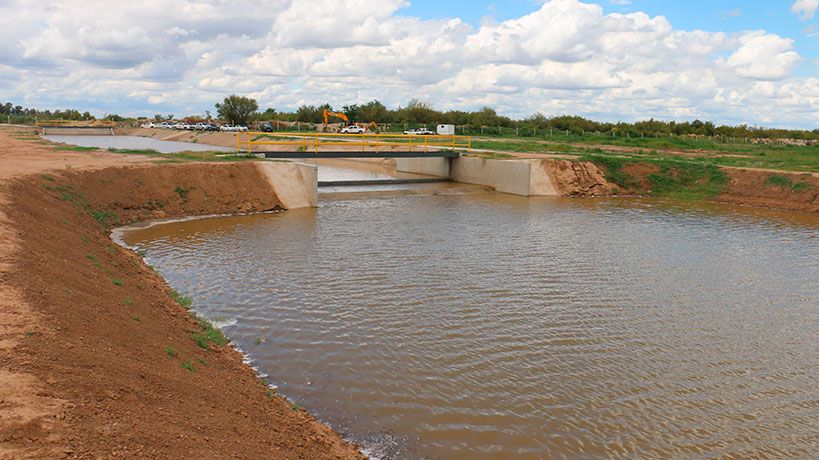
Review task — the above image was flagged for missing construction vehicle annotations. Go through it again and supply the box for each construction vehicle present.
[322,109,350,132]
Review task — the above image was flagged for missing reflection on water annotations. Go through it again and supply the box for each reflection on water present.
[123,195,819,459]
[42,135,233,153]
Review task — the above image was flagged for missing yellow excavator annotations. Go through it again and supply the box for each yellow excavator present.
[322,109,349,129]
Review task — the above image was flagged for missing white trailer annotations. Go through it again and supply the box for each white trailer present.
[437,124,455,135]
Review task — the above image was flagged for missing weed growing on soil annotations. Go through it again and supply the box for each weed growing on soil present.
[112,278,123,287]
[583,155,729,199]
[51,184,121,229]
[164,346,176,357]
[255,337,264,345]
[647,161,728,200]
[124,297,134,306]
[174,186,190,200]
[266,389,277,398]
[41,174,55,182]
[54,145,99,152]
[291,403,302,411]
[108,148,161,155]
[198,358,209,366]
[181,360,196,372]
[191,317,228,350]
[169,289,192,308]
[765,174,812,192]
[25,331,35,337]
[81,234,89,244]
[581,155,638,189]
[131,315,141,322]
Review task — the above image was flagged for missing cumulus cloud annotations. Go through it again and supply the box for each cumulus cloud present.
[791,0,819,19]
[0,0,816,128]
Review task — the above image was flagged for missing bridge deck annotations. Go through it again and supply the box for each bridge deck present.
[262,151,459,159]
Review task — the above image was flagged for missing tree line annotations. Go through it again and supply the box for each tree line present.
[4,97,818,140]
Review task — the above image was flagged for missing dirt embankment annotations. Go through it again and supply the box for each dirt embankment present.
[542,159,818,212]
[0,127,363,459]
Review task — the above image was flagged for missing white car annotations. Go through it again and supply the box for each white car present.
[340,125,366,134]
[234,125,248,132]
[403,128,435,135]
[140,122,156,128]
[220,125,235,132]
[159,122,174,129]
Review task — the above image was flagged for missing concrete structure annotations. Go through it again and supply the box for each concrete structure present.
[397,157,560,197]
[256,162,318,208]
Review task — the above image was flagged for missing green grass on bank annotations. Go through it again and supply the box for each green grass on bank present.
[580,155,730,200]
[472,138,819,172]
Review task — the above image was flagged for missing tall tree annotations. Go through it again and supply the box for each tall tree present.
[215,95,259,125]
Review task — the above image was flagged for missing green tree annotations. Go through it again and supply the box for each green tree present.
[215,95,259,125]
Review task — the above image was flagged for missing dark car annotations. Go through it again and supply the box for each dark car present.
[259,122,274,132]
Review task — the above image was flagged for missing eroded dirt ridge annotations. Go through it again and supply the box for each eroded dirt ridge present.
[0,127,364,459]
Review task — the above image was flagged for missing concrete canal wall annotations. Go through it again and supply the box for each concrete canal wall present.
[397,157,562,197]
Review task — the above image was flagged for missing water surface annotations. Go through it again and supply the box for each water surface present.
[42,135,232,153]
[123,195,819,459]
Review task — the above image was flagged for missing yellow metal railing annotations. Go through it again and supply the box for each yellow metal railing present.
[35,119,116,127]
[236,132,472,154]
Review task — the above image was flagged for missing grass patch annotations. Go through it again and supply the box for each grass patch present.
[198,358,209,367]
[174,186,190,200]
[112,278,123,287]
[164,346,176,357]
[131,315,141,322]
[181,360,196,372]
[646,161,728,200]
[54,145,99,152]
[124,297,134,306]
[191,316,228,350]
[108,148,161,155]
[291,402,302,411]
[41,174,55,182]
[169,289,192,308]
[51,184,120,229]
[582,155,638,189]
[765,174,812,192]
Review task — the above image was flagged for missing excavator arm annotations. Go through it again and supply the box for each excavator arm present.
[322,109,350,125]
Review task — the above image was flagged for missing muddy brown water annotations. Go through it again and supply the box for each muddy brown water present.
[121,192,819,459]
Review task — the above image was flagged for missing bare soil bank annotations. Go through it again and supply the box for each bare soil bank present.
[0,129,363,458]
[543,159,818,212]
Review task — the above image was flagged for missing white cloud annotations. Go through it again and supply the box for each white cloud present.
[791,0,819,19]
[0,0,815,128]
[725,32,801,80]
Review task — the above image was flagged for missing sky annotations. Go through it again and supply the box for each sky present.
[0,0,817,128]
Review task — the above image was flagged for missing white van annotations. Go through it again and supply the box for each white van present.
[437,124,455,135]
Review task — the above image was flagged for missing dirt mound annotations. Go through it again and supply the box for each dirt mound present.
[718,169,818,213]
[543,159,616,196]
[2,171,363,459]
[0,126,363,459]
[58,162,284,224]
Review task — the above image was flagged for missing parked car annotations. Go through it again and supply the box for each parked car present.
[259,122,273,132]
[140,122,156,129]
[192,122,216,131]
[234,125,248,132]
[159,122,174,129]
[403,128,435,135]
[341,125,366,134]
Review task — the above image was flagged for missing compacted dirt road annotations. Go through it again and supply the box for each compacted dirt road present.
[0,126,364,458]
